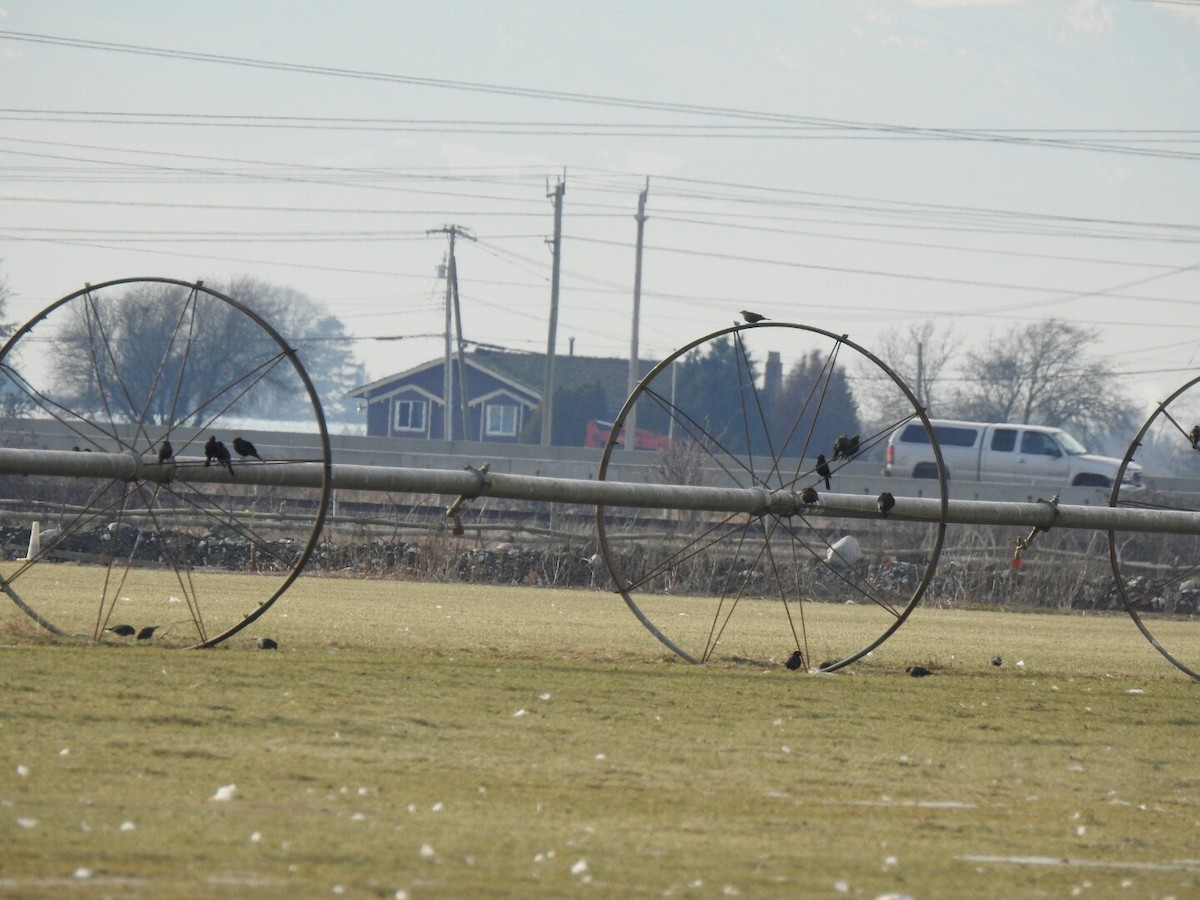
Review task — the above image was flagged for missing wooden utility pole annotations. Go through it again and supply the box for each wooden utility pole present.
[427,225,475,440]
[626,178,649,452]
[540,175,565,446]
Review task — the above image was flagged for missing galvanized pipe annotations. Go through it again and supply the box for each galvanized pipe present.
[0,447,1195,535]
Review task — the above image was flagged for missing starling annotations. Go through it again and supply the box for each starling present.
[105,623,136,637]
[1189,425,1200,449]
[815,453,832,490]
[800,486,819,504]
[906,665,932,677]
[832,434,860,461]
[740,310,768,324]
[784,649,804,671]
[137,625,159,641]
[157,439,173,463]
[877,491,895,518]
[255,636,278,650]
[232,436,263,461]
[990,655,1003,667]
[204,436,235,476]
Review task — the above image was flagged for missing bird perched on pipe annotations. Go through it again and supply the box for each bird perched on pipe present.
[877,491,895,518]
[204,436,235,476]
[740,310,768,324]
[232,436,263,461]
[799,486,819,504]
[157,440,173,463]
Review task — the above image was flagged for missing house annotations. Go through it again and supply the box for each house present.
[348,348,660,445]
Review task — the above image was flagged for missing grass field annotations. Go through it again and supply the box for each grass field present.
[2,570,1199,899]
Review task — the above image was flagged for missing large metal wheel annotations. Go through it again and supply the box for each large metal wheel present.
[0,278,332,648]
[595,322,947,669]
[1108,376,1200,680]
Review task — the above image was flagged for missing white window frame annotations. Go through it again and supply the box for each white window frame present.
[484,402,519,437]
[393,398,427,433]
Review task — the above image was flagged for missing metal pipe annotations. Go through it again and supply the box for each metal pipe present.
[0,447,1196,535]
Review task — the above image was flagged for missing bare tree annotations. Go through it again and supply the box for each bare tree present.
[51,278,365,426]
[948,319,1136,441]
[855,321,957,425]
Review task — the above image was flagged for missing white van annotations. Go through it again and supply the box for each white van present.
[884,419,1142,489]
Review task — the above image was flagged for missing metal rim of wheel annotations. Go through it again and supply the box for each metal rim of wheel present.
[1108,375,1200,681]
[0,277,332,648]
[594,322,948,670]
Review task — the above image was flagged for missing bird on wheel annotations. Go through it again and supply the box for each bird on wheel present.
[739,310,768,324]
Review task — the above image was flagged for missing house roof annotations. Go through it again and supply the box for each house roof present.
[349,348,660,410]
[347,353,540,402]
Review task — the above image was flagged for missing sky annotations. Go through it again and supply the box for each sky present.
[1,0,1198,424]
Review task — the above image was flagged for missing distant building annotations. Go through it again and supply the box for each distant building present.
[348,348,659,445]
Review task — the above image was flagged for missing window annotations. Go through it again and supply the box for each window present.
[485,403,518,437]
[990,429,1017,452]
[1020,431,1060,456]
[931,425,978,447]
[393,399,426,433]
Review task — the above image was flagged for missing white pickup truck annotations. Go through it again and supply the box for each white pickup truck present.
[885,419,1142,490]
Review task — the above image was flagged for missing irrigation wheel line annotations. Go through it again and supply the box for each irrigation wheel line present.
[595,321,949,669]
[1108,374,1200,681]
[0,277,332,648]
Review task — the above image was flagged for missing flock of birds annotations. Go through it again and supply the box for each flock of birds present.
[153,435,265,476]
[103,623,278,650]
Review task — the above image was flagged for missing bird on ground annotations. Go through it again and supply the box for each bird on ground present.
[204,436,235,476]
[105,623,136,637]
[990,655,1003,667]
[137,626,159,641]
[800,486,819,504]
[832,434,860,461]
[232,436,263,461]
[785,650,804,671]
[157,439,173,463]
[1189,425,1200,449]
[877,491,896,518]
[255,636,278,650]
[815,454,832,490]
[906,665,933,677]
[740,310,768,324]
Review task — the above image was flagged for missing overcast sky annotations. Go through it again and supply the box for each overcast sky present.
[1,0,1198,418]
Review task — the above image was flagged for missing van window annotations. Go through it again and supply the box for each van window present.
[932,425,978,447]
[1021,431,1061,456]
[991,429,1017,452]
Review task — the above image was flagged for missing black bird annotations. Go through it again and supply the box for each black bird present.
[204,436,235,476]
[1189,425,1200,449]
[990,655,1003,667]
[232,436,263,461]
[740,310,768,324]
[800,486,819,504]
[877,491,895,518]
[105,623,136,638]
[815,453,832,490]
[157,439,173,463]
[832,434,860,461]
[255,636,278,650]
[784,649,804,671]
[137,625,159,641]
[906,665,933,677]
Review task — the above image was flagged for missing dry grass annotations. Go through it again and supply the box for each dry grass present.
[2,572,1199,898]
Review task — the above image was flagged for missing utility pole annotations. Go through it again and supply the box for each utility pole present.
[540,174,565,446]
[427,224,475,441]
[626,178,649,453]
